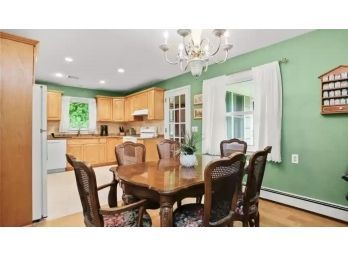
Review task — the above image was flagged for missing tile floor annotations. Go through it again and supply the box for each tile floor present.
[47,165,123,220]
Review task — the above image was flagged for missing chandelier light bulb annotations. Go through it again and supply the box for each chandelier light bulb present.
[224,31,230,44]
[191,29,202,46]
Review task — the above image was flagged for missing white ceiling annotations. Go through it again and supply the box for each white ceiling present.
[6,29,312,92]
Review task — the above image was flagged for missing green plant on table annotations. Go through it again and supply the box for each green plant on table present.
[179,132,199,155]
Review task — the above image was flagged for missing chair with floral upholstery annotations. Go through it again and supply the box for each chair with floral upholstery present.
[66,154,152,227]
[232,146,272,227]
[220,138,247,157]
[173,152,246,227]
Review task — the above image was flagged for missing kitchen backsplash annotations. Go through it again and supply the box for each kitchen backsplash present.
[47,120,164,135]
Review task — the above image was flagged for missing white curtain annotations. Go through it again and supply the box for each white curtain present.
[59,96,97,133]
[59,96,71,132]
[202,75,227,155]
[252,61,282,162]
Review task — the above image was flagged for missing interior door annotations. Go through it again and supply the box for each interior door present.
[164,86,191,143]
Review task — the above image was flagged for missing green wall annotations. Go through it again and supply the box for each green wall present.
[37,80,125,98]
[144,30,348,206]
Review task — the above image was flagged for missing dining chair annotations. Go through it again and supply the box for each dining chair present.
[231,146,272,227]
[173,152,246,227]
[115,142,159,209]
[156,139,203,208]
[66,154,152,227]
[157,139,180,159]
[220,138,247,157]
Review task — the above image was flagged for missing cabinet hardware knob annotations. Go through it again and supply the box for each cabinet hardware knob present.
[339,107,343,110]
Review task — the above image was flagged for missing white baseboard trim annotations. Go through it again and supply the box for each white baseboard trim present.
[260,187,348,222]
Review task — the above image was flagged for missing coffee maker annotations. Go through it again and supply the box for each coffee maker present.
[100,125,108,136]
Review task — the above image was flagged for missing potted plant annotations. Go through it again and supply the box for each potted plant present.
[179,132,199,167]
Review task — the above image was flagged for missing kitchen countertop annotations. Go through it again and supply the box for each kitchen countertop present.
[47,134,164,140]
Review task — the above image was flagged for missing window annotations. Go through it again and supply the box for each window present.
[69,102,89,130]
[226,80,254,147]
[60,96,96,133]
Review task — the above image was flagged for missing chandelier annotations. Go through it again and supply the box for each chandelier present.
[159,29,233,77]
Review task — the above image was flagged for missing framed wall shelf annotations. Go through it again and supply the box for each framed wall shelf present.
[319,65,348,114]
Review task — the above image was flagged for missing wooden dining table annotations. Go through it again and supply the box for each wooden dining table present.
[109,155,220,227]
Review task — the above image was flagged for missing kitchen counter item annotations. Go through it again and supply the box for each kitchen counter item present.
[140,126,158,138]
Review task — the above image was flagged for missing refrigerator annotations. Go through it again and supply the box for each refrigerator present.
[32,84,48,221]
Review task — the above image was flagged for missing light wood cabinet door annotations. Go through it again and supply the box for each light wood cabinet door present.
[112,98,125,122]
[148,89,164,120]
[144,138,162,162]
[97,97,112,121]
[83,143,106,165]
[67,144,84,168]
[47,91,62,121]
[106,138,122,163]
[124,97,134,121]
[134,92,148,110]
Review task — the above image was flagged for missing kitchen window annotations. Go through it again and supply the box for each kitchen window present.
[60,96,97,133]
[226,79,255,150]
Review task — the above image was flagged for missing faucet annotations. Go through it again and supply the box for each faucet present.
[77,128,81,136]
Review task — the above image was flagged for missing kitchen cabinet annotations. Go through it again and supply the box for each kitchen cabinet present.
[112,98,125,122]
[133,91,148,111]
[96,97,113,121]
[0,32,39,226]
[67,144,84,168]
[106,137,122,162]
[67,137,122,169]
[47,91,63,121]
[147,88,164,120]
[124,96,135,122]
[84,143,106,165]
[137,137,163,162]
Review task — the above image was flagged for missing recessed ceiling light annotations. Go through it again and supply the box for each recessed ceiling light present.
[65,57,74,62]
[55,73,64,78]
[117,68,125,73]
[99,80,106,84]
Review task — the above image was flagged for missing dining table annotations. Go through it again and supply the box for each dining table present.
[109,154,221,227]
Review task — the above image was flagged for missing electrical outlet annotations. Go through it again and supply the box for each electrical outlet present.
[291,154,299,164]
[192,126,198,132]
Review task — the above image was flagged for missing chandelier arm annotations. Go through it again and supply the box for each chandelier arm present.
[182,37,189,56]
[164,51,180,65]
[209,37,222,57]
[214,49,230,64]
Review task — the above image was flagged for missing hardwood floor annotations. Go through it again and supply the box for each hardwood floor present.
[31,198,347,227]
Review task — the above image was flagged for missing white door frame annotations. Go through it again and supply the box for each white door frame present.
[164,85,191,139]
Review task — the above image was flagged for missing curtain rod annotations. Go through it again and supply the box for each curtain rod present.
[230,57,289,75]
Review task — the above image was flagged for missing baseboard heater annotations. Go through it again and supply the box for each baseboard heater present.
[259,187,348,222]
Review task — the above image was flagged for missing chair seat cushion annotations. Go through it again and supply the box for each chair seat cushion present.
[173,204,204,227]
[103,209,152,227]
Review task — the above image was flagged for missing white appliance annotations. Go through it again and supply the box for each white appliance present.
[140,126,158,138]
[32,84,48,221]
[47,140,67,173]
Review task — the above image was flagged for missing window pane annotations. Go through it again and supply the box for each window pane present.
[175,110,180,122]
[69,102,89,129]
[175,124,179,137]
[180,109,185,122]
[175,95,180,108]
[169,97,175,109]
[180,124,185,138]
[180,94,185,108]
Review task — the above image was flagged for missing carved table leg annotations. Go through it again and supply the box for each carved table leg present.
[108,177,118,208]
[160,196,174,227]
[121,181,138,204]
